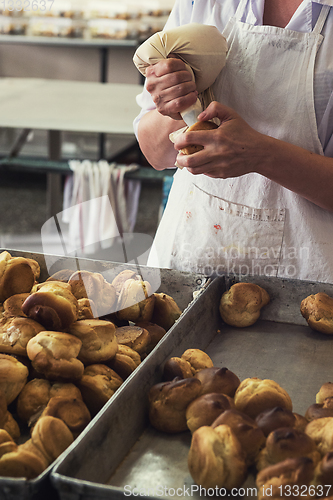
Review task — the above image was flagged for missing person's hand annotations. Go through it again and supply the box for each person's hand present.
[174,101,269,178]
[145,56,198,121]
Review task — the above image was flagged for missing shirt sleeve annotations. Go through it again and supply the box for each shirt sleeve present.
[133,0,194,138]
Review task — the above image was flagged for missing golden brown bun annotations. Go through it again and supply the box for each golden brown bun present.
[78,364,123,415]
[0,391,7,429]
[300,293,333,334]
[313,451,333,486]
[148,377,202,433]
[30,415,74,464]
[22,282,79,331]
[19,439,49,470]
[16,378,52,422]
[212,408,266,465]
[305,397,333,421]
[0,448,46,479]
[68,270,117,318]
[186,393,234,433]
[305,416,333,455]
[0,429,14,445]
[255,406,297,436]
[163,357,194,381]
[116,279,155,323]
[194,367,240,397]
[115,325,150,356]
[135,320,166,349]
[180,121,218,155]
[181,349,214,375]
[151,293,182,331]
[2,411,21,440]
[111,270,138,296]
[316,382,333,404]
[106,344,141,380]
[234,377,293,419]
[69,319,118,365]
[0,317,44,357]
[188,424,247,489]
[0,354,29,404]
[2,293,30,318]
[219,282,270,328]
[17,378,83,424]
[25,259,40,282]
[293,412,308,432]
[77,298,97,320]
[256,457,315,500]
[26,331,84,382]
[256,427,320,471]
[41,396,91,438]
[0,251,35,303]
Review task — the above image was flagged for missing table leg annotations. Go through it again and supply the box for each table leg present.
[46,130,63,220]
[8,128,32,158]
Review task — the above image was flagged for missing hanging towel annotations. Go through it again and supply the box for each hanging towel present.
[64,160,140,255]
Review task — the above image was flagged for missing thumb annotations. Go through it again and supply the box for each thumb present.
[198,101,236,124]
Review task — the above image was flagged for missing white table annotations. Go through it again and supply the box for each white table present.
[0,77,144,217]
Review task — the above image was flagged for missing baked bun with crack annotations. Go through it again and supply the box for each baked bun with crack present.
[194,367,240,397]
[188,424,247,489]
[186,392,234,433]
[0,317,44,357]
[78,364,123,415]
[68,270,117,318]
[148,377,202,433]
[212,409,266,465]
[179,121,218,155]
[234,377,293,419]
[300,292,333,334]
[256,427,320,471]
[22,282,78,331]
[0,354,29,404]
[26,331,84,381]
[0,251,35,302]
[219,282,270,328]
[69,319,118,365]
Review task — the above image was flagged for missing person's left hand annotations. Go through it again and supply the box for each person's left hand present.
[173,101,269,178]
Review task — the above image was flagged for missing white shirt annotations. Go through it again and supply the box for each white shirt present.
[133,0,333,157]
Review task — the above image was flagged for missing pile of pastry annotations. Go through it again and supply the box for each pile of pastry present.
[148,349,333,498]
[0,250,182,479]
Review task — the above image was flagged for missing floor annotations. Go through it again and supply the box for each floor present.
[0,128,164,261]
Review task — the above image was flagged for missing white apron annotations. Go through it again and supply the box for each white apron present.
[148,0,333,282]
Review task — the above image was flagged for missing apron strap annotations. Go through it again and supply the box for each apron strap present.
[234,0,249,20]
[313,4,331,34]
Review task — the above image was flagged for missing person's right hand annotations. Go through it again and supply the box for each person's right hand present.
[145,56,198,120]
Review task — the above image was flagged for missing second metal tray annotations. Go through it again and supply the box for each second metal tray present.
[51,275,333,500]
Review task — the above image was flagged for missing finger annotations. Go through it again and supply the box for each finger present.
[146,57,189,78]
[198,101,236,123]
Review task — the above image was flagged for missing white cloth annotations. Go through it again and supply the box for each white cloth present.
[136,0,333,282]
[63,161,140,256]
[133,23,228,125]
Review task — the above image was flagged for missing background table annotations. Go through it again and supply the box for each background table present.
[0,77,144,218]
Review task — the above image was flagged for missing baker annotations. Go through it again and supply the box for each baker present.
[134,0,333,282]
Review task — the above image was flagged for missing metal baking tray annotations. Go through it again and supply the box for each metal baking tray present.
[0,248,202,500]
[51,274,333,500]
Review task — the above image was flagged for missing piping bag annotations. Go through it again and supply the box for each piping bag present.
[133,23,228,128]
